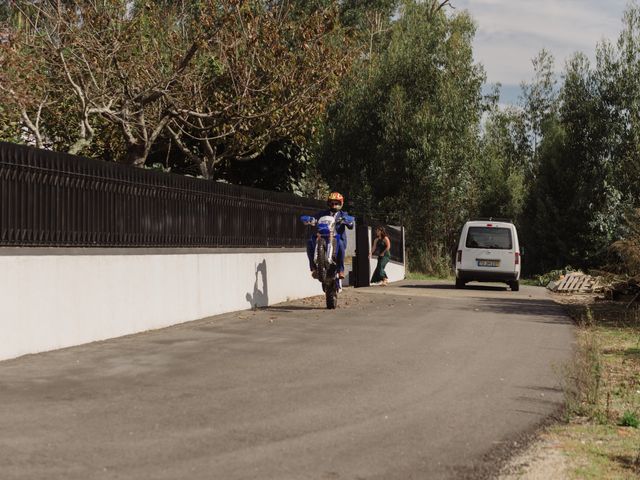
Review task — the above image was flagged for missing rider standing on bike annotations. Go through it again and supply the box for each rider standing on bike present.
[307,192,354,279]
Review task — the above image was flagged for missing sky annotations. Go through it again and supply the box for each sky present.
[454,0,631,105]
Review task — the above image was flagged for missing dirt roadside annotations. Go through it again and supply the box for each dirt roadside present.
[498,431,568,480]
[498,294,589,480]
[499,291,640,480]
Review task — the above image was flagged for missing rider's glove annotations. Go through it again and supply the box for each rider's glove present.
[300,215,317,226]
[341,214,355,228]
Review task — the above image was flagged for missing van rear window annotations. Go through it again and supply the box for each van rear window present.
[465,227,512,250]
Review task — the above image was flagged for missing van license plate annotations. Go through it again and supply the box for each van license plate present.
[477,259,499,267]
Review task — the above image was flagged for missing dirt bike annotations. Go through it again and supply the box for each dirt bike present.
[301,213,353,309]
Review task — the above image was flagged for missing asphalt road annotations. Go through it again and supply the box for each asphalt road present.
[0,280,575,480]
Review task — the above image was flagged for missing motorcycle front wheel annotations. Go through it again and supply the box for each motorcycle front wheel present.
[316,238,328,283]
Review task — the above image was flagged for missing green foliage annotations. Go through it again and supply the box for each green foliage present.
[610,5,640,203]
[520,49,558,162]
[405,271,452,281]
[619,410,639,428]
[317,1,484,273]
[518,3,640,274]
[220,141,314,194]
[338,0,398,28]
[0,2,10,21]
[474,107,529,220]
[610,209,640,276]
[1,0,357,186]
[0,105,21,143]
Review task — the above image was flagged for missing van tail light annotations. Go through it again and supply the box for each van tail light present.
[457,250,462,263]
[515,252,520,265]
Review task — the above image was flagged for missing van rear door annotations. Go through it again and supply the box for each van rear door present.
[463,224,515,273]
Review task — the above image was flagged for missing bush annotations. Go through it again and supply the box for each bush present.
[610,209,640,276]
[535,266,576,287]
[619,410,640,428]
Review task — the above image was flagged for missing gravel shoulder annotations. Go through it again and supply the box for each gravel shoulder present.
[498,431,568,480]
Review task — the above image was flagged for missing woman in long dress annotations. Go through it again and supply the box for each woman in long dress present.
[369,227,391,285]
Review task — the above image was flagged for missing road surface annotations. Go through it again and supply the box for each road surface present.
[0,280,574,479]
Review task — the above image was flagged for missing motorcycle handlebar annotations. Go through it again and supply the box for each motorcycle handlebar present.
[300,215,316,226]
[299,214,354,227]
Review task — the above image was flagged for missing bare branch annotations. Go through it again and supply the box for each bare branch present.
[434,1,455,14]
[20,108,44,149]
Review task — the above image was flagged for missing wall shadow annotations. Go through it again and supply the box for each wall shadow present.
[246,259,269,309]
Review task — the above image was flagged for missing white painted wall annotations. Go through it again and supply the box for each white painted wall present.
[0,248,320,362]
[368,258,405,283]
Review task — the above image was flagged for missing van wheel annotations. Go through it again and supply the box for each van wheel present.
[455,278,465,289]
[510,280,520,292]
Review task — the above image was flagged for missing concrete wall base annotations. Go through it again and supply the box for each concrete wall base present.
[0,248,320,361]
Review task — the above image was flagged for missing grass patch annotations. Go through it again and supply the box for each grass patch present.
[620,411,640,428]
[405,271,452,281]
[548,423,640,479]
[554,298,640,477]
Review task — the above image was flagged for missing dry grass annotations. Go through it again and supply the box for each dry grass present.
[552,294,640,478]
[548,423,640,480]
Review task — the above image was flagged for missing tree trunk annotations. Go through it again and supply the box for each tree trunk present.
[198,161,211,179]
[126,143,148,167]
[197,153,218,179]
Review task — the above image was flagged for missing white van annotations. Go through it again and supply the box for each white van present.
[454,219,521,291]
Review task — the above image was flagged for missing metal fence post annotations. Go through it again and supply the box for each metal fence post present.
[354,220,371,288]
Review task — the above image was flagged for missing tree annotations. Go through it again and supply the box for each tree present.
[520,51,623,273]
[603,3,640,203]
[0,0,356,177]
[167,1,354,178]
[562,53,623,261]
[1,0,203,163]
[520,49,557,172]
[474,107,530,220]
[519,117,570,273]
[317,0,485,273]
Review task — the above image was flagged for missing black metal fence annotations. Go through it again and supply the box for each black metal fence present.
[0,142,325,248]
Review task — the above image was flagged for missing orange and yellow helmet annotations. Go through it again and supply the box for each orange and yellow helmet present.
[327,192,344,210]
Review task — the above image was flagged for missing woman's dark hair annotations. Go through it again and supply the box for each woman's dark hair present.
[376,226,387,238]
